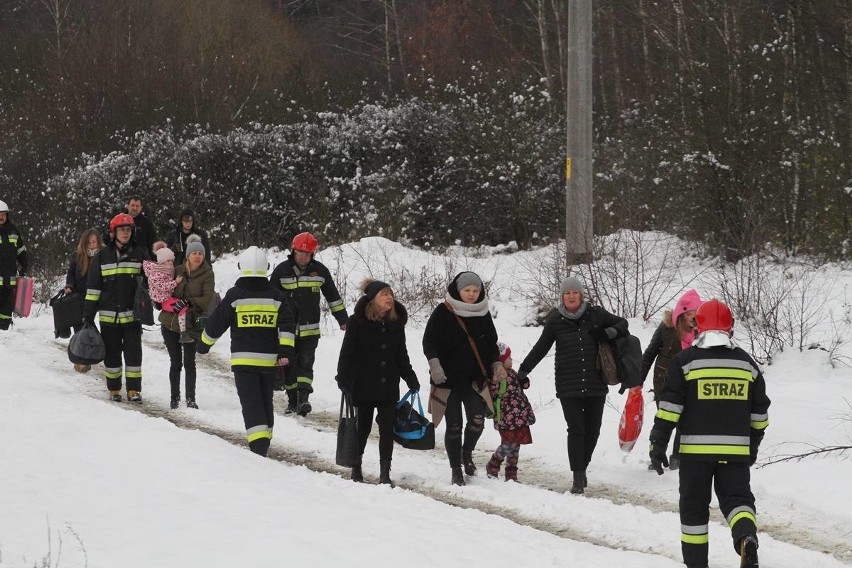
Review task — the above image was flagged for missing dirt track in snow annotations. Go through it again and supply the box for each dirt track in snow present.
[55,338,852,565]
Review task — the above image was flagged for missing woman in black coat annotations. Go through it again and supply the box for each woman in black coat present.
[422,271,504,486]
[519,276,628,494]
[336,280,420,486]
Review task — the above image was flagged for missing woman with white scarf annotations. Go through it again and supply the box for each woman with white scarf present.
[423,271,504,486]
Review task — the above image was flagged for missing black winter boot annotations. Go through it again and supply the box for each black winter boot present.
[450,467,466,486]
[570,471,585,494]
[739,534,759,568]
[379,460,394,487]
[284,391,297,414]
[296,390,312,417]
[462,450,477,476]
[351,463,364,483]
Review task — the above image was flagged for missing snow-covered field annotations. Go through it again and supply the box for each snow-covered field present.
[1,237,850,568]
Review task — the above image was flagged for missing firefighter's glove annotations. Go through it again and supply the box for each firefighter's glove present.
[649,445,669,475]
[428,358,447,385]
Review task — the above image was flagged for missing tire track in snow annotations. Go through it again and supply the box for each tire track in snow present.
[39,335,852,565]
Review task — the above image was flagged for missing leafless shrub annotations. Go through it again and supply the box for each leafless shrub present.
[709,255,835,365]
[580,230,706,320]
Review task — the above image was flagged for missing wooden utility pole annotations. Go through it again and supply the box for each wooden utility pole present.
[565,0,593,265]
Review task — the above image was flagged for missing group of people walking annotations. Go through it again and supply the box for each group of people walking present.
[1,192,770,568]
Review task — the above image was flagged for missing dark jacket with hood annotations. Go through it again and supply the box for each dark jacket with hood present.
[336,296,419,404]
[422,274,500,390]
[641,310,682,398]
[0,216,28,288]
[519,301,628,398]
[165,209,211,264]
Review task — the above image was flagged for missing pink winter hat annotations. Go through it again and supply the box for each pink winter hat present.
[673,289,702,324]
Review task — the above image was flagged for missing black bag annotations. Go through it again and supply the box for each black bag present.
[134,276,155,325]
[193,291,222,332]
[68,323,106,365]
[393,390,436,450]
[335,393,360,467]
[50,291,83,339]
[615,334,644,394]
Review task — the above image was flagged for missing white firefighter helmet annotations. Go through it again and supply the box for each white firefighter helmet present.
[237,246,269,277]
[0,200,8,213]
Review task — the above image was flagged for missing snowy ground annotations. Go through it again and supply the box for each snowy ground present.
[1,237,850,568]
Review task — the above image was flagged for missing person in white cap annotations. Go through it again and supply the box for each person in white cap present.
[196,246,295,457]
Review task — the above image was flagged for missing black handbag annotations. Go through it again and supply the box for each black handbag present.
[50,290,83,338]
[133,276,155,325]
[68,323,106,365]
[335,393,360,467]
[393,390,436,450]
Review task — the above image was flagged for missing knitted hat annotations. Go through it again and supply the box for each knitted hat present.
[673,289,702,323]
[185,234,205,258]
[152,240,168,253]
[498,342,512,363]
[155,247,175,263]
[559,276,584,296]
[363,279,391,302]
[455,272,483,293]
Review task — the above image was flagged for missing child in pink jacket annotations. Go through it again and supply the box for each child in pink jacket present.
[143,244,192,343]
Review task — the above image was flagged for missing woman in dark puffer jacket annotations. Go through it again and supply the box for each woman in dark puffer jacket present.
[519,276,628,494]
[336,280,420,487]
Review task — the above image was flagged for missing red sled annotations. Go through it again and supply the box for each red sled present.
[618,386,645,452]
[14,276,34,317]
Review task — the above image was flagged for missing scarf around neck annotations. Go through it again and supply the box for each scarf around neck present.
[444,293,490,318]
[558,299,588,320]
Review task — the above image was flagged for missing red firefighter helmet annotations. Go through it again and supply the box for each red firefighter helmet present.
[695,299,734,334]
[109,213,135,233]
[291,232,318,254]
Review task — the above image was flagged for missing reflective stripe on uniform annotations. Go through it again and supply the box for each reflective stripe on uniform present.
[327,298,345,313]
[279,331,295,347]
[201,331,218,346]
[246,424,273,443]
[655,400,682,423]
[125,366,142,379]
[680,523,709,544]
[85,288,102,301]
[98,310,136,324]
[679,434,750,456]
[231,352,278,367]
[297,322,320,337]
[750,412,769,430]
[726,505,757,529]
[100,261,142,277]
[682,358,758,379]
[104,367,122,379]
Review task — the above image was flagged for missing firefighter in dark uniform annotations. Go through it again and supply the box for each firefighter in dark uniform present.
[0,200,28,330]
[649,299,770,568]
[197,246,295,457]
[84,213,149,402]
[269,232,348,416]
